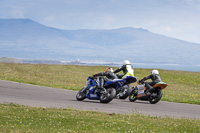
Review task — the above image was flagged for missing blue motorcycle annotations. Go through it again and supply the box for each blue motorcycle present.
[76,76,116,103]
[76,76,137,103]
[106,75,137,99]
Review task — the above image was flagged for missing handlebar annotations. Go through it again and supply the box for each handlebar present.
[139,79,145,84]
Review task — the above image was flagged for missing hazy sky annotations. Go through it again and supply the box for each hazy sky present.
[1,0,200,44]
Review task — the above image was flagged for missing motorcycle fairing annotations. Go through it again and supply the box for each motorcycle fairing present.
[104,76,137,87]
[137,84,147,98]
[153,82,167,89]
[86,77,100,100]
[123,76,137,84]
[86,86,100,100]
[104,79,126,89]
[87,77,96,88]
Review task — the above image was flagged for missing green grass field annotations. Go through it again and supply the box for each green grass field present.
[0,63,199,105]
[0,63,200,132]
[0,103,200,133]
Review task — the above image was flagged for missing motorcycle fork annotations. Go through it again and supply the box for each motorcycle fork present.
[81,87,88,93]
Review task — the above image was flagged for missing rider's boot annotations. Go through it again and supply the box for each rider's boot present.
[100,77,104,88]
[145,83,153,95]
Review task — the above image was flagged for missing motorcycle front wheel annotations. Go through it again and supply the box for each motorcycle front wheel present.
[129,87,138,102]
[100,88,116,103]
[118,84,132,99]
[148,89,163,104]
[76,87,87,101]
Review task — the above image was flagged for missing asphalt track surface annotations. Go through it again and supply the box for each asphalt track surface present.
[0,79,200,120]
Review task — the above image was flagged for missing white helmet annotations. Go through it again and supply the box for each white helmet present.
[151,69,159,75]
[123,60,130,65]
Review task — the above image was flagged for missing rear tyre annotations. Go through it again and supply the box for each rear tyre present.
[119,84,132,99]
[100,88,116,103]
[76,87,87,101]
[149,89,163,104]
[129,87,138,102]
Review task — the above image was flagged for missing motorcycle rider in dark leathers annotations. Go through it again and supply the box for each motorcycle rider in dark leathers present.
[92,67,118,88]
[141,69,162,95]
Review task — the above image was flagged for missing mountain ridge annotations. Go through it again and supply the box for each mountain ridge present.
[0,18,199,65]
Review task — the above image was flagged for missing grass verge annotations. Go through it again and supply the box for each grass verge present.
[0,103,200,133]
[0,63,200,104]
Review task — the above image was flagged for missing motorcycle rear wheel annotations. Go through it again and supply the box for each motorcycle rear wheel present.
[148,89,163,104]
[119,84,132,99]
[129,87,138,102]
[100,88,116,103]
[76,87,87,101]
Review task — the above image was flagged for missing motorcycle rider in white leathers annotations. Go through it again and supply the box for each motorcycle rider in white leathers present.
[114,60,134,79]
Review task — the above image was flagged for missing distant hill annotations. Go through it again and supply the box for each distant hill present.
[0,57,22,63]
[0,18,200,65]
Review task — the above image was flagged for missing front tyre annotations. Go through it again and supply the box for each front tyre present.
[129,87,138,102]
[119,84,132,99]
[100,88,116,103]
[149,89,163,104]
[76,87,87,101]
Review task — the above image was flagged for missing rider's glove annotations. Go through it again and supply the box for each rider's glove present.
[139,79,144,83]
[89,76,94,79]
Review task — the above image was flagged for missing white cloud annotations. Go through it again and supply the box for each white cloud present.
[10,9,25,18]
[164,26,173,32]
[182,0,200,6]
[41,16,65,29]
[5,4,25,18]
[100,14,115,23]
